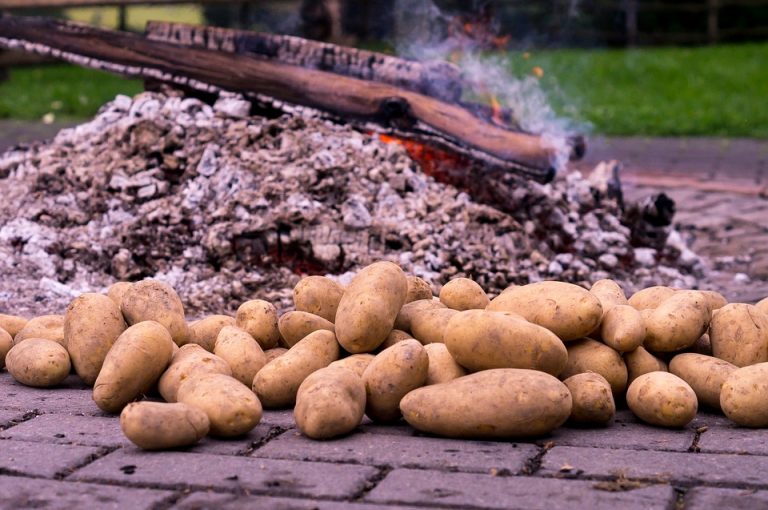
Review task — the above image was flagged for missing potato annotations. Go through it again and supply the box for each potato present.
[378,329,413,351]
[120,402,209,450]
[158,344,232,403]
[710,303,768,367]
[599,305,645,353]
[93,321,174,413]
[293,276,344,322]
[560,338,628,395]
[410,308,459,345]
[700,290,727,311]
[424,343,466,385]
[329,354,376,377]
[394,298,445,332]
[106,281,132,309]
[253,329,339,408]
[294,366,366,439]
[669,353,736,411]
[589,279,628,315]
[486,281,602,341]
[64,293,127,385]
[627,286,676,310]
[625,346,667,385]
[335,261,408,353]
[720,363,768,426]
[264,347,288,363]
[644,291,710,352]
[0,314,27,338]
[0,327,12,369]
[188,315,235,351]
[757,297,768,316]
[5,339,71,387]
[277,311,335,348]
[626,372,698,427]
[236,300,280,350]
[363,339,428,422]
[563,372,615,426]
[177,373,262,437]
[444,310,567,376]
[121,280,189,346]
[14,315,65,346]
[439,278,490,311]
[406,276,433,303]
[214,326,266,386]
[690,333,713,356]
[401,369,572,439]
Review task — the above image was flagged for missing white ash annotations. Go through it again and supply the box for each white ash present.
[0,91,702,316]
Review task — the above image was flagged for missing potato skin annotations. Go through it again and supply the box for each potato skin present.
[213,326,266,387]
[6,339,71,387]
[700,290,727,311]
[628,286,676,310]
[589,279,628,315]
[120,402,209,450]
[626,372,697,427]
[710,303,768,367]
[277,311,335,348]
[406,276,433,303]
[329,354,375,377]
[0,314,27,338]
[177,373,262,437]
[600,305,645,353]
[625,346,667,385]
[720,363,768,426]
[158,345,232,403]
[378,329,414,351]
[294,366,366,439]
[424,343,467,385]
[486,281,602,341]
[93,321,175,413]
[410,308,459,345]
[0,328,12,369]
[106,282,132,310]
[293,276,344,322]
[560,338,628,395]
[644,291,710,352]
[563,372,615,426]
[253,329,339,408]
[188,315,235,351]
[400,369,572,439]
[14,315,65,346]
[264,347,288,363]
[363,339,428,422]
[444,310,567,376]
[669,353,736,411]
[64,293,127,385]
[236,300,280,350]
[757,297,768,316]
[121,280,189,346]
[394,299,445,332]
[439,278,490,311]
[335,261,408,353]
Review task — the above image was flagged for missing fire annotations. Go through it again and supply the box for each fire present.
[489,95,504,126]
[376,133,470,186]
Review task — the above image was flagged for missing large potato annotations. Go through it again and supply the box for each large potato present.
[378,329,413,351]
[560,338,628,395]
[589,279,628,315]
[410,308,459,345]
[120,402,209,450]
[158,344,232,403]
[626,372,697,427]
[6,339,71,387]
[627,286,676,310]
[394,299,445,332]
[177,373,262,437]
[329,354,375,377]
[106,282,132,310]
[14,315,65,346]
[277,311,334,348]
[720,363,768,426]
[625,346,667,385]
[600,305,645,353]
[710,303,768,367]
[444,310,567,376]
[363,339,428,422]
[0,314,27,338]
[294,366,366,439]
[293,276,344,322]
[644,291,710,352]
[121,280,189,346]
[486,281,602,341]
[757,297,768,316]
[669,353,736,411]
[700,290,727,311]
[0,328,12,369]
[93,321,175,413]
[188,315,235,351]
[264,347,288,363]
[439,278,490,311]
[406,276,433,303]
[401,369,572,439]
[236,300,280,350]
[424,343,466,385]
[64,293,127,385]
[214,326,266,386]
[253,329,339,408]
[335,261,408,353]
[563,372,615,426]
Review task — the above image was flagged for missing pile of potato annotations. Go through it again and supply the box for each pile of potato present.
[2,260,768,450]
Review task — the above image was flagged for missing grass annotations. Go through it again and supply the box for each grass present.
[64,5,203,31]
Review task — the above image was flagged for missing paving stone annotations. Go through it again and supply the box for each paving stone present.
[260,409,297,428]
[365,469,675,509]
[184,425,277,455]
[0,439,101,478]
[697,426,768,455]
[70,449,378,499]
[544,422,693,452]
[686,486,768,509]
[541,446,768,486]
[0,474,173,509]
[254,430,537,473]
[0,408,26,428]
[1,414,130,447]
[175,492,425,510]
[358,422,416,436]
[690,412,734,429]
[1,373,105,416]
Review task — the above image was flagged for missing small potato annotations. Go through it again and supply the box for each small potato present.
[560,338,628,395]
[589,279,628,315]
[0,314,27,338]
[6,339,71,387]
[406,276,433,303]
[439,278,490,311]
[721,363,768,426]
[277,311,335,348]
[236,300,281,350]
[710,303,768,367]
[486,281,602,341]
[214,326,266,386]
[93,321,175,413]
[627,286,676,310]
[410,308,459,344]
[264,347,288,363]
[563,372,615,426]
[65,293,127,385]
[120,402,209,450]
[293,276,344,322]
[158,344,232,403]
[600,305,645,353]
[644,291,710,352]
[700,290,727,311]
[363,339,428,422]
[394,299,445,332]
[424,343,466,385]
[401,369,572,439]
[669,353,736,411]
[444,310,567,376]
[253,329,339,408]
[627,372,697,427]
[14,315,65,346]
[378,329,413,351]
[106,282,132,309]
[625,346,667,385]
[121,280,189,346]
[294,366,366,439]
[0,328,12,369]
[757,297,768,316]
[188,315,235,351]
[335,261,408,353]
[177,373,262,437]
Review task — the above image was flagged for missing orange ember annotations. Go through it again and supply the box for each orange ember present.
[490,95,504,126]
[377,133,470,184]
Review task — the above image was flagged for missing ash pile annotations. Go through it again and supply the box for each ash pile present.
[0,91,702,316]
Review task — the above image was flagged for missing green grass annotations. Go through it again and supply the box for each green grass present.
[64,5,203,31]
